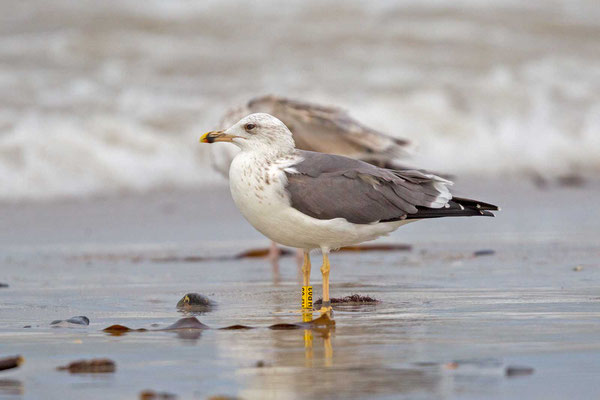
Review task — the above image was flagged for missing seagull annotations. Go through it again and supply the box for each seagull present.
[210,95,413,262]
[200,113,498,315]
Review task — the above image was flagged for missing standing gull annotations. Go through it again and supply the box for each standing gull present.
[211,95,413,262]
[200,114,498,315]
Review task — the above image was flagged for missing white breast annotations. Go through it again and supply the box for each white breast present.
[228,152,295,241]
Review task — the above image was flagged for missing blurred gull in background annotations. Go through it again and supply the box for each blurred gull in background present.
[211,95,413,177]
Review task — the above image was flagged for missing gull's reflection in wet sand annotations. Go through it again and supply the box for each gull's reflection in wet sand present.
[302,311,334,368]
[238,313,445,399]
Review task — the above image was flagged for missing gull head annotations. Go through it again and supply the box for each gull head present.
[200,113,295,154]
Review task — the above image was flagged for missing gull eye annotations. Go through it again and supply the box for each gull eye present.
[244,123,256,132]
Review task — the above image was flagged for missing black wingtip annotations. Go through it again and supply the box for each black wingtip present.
[453,197,499,211]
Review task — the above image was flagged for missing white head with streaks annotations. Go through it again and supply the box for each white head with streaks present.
[201,113,295,156]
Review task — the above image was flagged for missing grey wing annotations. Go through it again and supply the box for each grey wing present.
[285,151,454,224]
[246,95,412,162]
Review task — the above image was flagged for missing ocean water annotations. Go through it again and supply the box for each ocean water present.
[1,0,599,201]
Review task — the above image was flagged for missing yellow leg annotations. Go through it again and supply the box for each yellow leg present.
[302,250,311,286]
[301,250,313,312]
[319,251,332,315]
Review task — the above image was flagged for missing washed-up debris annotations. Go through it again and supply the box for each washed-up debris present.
[82,242,412,265]
[236,247,294,258]
[219,325,254,330]
[103,317,207,336]
[51,316,90,327]
[103,324,148,335]
[57,358,115,373]
[236,243,410,257]
[152,247,294,262]
[573,265,583,272]
[255,360,266,367]
[176,293,214,312]
[314,294,380,306]
[103,315,333,335]
[269,323,301,330]
[505,365,535,377]
[473,249,496,257]
[139,390,177,399]
[338,244,412,252]
[0,356,23,372]
[0,283,8,288]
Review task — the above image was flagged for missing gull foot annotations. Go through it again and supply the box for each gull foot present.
[318,306,333,316]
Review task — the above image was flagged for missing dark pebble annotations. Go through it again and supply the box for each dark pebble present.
[0,283,8,288]
[505,365,535,377]
[473,249,496,257]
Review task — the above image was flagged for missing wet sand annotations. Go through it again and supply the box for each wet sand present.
[1,180,600,399]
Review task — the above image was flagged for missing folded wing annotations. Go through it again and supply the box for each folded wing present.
[285,151,497,224]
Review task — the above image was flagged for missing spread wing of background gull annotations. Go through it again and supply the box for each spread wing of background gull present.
[210,95,414,264]
[200,113,499,316]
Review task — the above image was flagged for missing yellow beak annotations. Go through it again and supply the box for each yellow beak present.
[199,130,238,143]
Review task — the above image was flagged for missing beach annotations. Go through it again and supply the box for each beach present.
[1,179,599,399]
[1,0,600,397]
